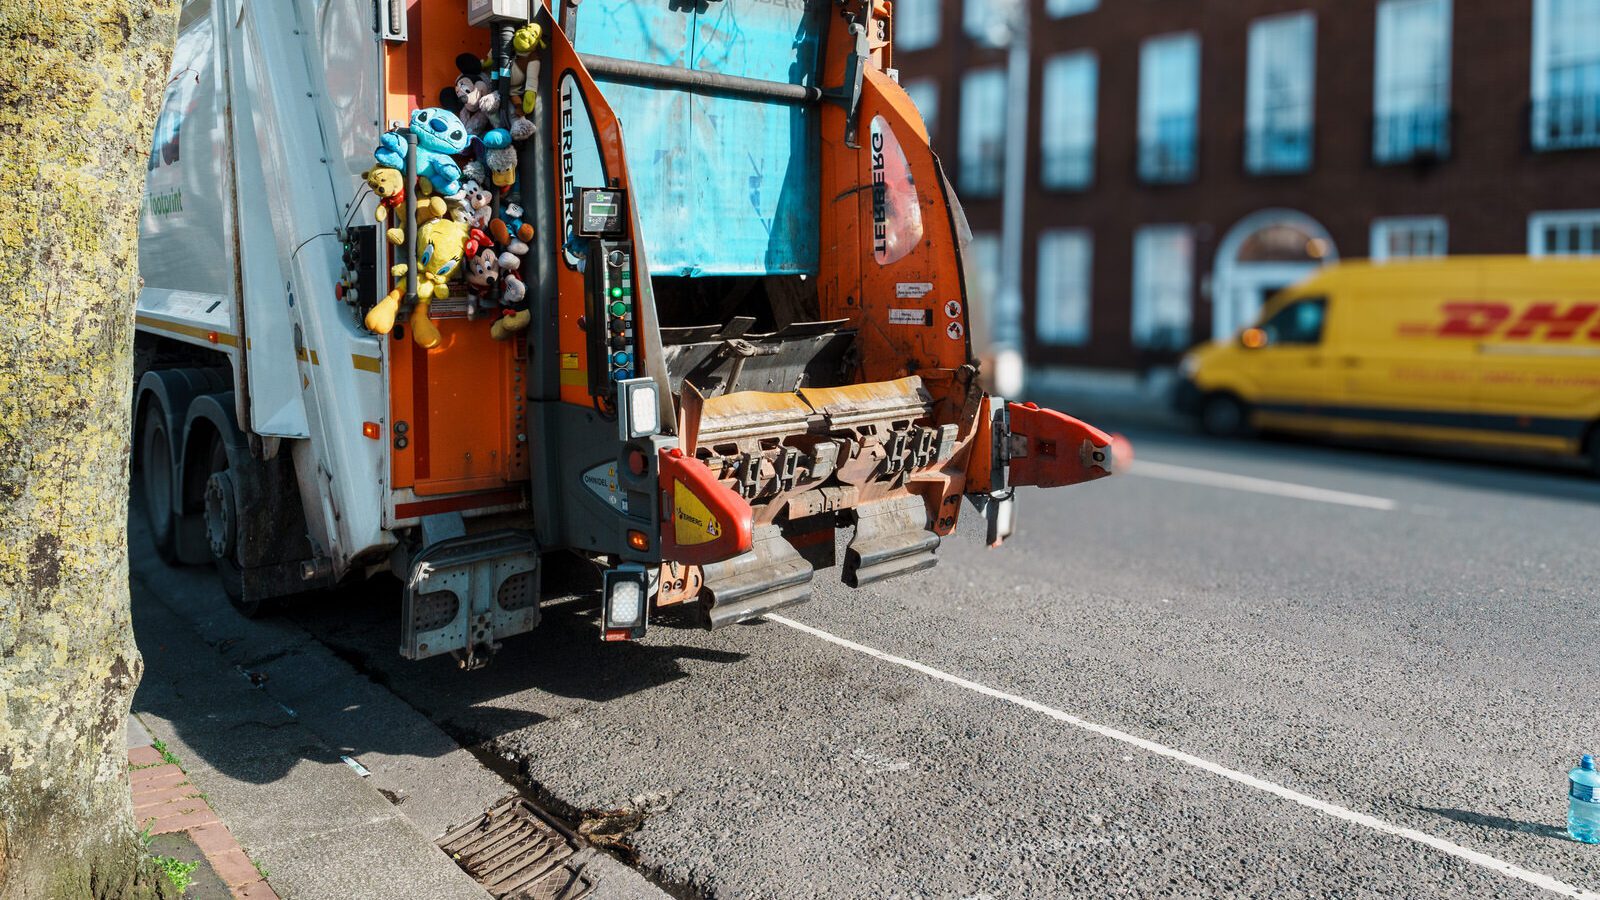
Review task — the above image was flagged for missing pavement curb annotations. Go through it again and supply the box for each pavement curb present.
[129,737,277,900]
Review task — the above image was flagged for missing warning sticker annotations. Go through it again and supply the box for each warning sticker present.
[888,308,933,326]
[560,352,580,370]
[896,282,934,299]
[944,300,963,319]
[946,321,965,340]
[581,462,628,513]
[673,481,722,546]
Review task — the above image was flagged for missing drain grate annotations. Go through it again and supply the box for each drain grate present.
[439,796,594,900]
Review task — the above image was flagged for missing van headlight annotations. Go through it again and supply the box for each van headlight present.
[1180,353,1202,378]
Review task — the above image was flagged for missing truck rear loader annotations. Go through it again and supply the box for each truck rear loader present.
[133,0,1124,667]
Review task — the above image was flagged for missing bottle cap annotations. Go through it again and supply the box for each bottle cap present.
[1583,754,1595,771]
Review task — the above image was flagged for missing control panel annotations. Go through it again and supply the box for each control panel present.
[576,187,627,238]
[337,224,380,318]
[586,240,636,396]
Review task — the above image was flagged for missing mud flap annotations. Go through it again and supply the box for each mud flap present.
[401,530,540,668]
[699,524,813,629]
[843,494,940,588]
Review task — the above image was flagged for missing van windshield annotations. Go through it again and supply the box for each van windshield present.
[1260,296,1327,345]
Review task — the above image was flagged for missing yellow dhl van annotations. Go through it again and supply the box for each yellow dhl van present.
[1175,257,1600,472]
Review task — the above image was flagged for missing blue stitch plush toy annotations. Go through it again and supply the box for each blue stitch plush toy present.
[374,108,471,196]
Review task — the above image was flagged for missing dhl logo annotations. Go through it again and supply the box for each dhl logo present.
[1399,301,1600,341]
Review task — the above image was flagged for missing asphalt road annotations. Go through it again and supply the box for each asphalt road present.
[291,423,1600,899]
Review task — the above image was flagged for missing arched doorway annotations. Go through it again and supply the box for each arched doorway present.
[1211,210,1337,340]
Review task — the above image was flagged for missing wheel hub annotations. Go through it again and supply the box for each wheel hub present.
[204,470,237,560]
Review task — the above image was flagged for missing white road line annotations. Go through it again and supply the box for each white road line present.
[1129,460,1399,511]
[766,614,1595,899]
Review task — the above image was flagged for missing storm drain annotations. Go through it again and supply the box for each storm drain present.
[439,796,595,900]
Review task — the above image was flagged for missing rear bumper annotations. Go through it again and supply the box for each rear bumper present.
[1172,378,1203,415]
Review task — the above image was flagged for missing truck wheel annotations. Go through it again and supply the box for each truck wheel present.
[1199,393,1251,438]
[1585,427,1600,478]
[201,435,260,616]
[139,410,180,563]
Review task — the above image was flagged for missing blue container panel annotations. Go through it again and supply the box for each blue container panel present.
[573,0,825,277]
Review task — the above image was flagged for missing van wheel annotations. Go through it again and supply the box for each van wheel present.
[1199,393,1251,438]
[139,410,180,563]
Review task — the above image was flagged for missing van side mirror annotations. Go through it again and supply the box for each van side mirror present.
[1240,327,1268,349]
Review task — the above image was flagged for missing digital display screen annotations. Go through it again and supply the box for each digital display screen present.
[588,200,619,217]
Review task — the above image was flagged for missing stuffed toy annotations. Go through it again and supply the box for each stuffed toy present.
[463,246,504,320]
[490,217,534,273]
[508,110,535,142]
[374,108,471,197]
[446,54,504,136]
[483,129,518,189]
[364,167,406,222]
[380,195,449,245]
[510,23,545,115]
[486,215,534,340]
[458,181,494,229]
[490,277,530,341]
[363,218,470,349]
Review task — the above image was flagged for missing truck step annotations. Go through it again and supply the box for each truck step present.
[843,495,940,588]
[699,525,813,629]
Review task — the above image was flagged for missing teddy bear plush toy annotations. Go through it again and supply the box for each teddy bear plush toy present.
[364,167,405,222]
[374,108,471,197]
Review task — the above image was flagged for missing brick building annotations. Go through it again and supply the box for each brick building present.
[891,0,1600,372]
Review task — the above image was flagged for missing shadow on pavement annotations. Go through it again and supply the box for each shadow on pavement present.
[129,482,726,796]
[288,574,747,746]
[1415,805,1573,842]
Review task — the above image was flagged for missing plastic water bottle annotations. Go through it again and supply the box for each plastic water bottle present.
[1568,754,1600,844]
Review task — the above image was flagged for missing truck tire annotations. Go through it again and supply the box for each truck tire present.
[1585,426,1600,479]
[138,409,180,563]
[200,432,259,616]
[1199,393,1252,438]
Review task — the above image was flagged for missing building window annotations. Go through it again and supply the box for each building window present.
[1246,12,1316,175]
[1138,33,1201,184]
[1132,226,1194,351]
[964,0,1004,47]
[1036,230,1093,346]
[1529,210,1600,255]
[959,68,1007,197]
[903,78,939,137]
[1531,0,1600,150]
[1370,216,1447,261]
[1047,0,1098,17]
[896,0,940,53]
[1041,52,1098,190]
[1373,0,1452,164]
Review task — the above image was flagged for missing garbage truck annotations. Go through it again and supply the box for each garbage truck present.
[133,0,1124,667]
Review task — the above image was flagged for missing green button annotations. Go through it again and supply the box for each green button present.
[610,301,627,316]
[609,286,622,298]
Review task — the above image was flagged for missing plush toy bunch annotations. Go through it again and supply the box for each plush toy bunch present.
[360,22,546,349]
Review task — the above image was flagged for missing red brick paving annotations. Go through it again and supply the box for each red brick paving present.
[129,746,278,900]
